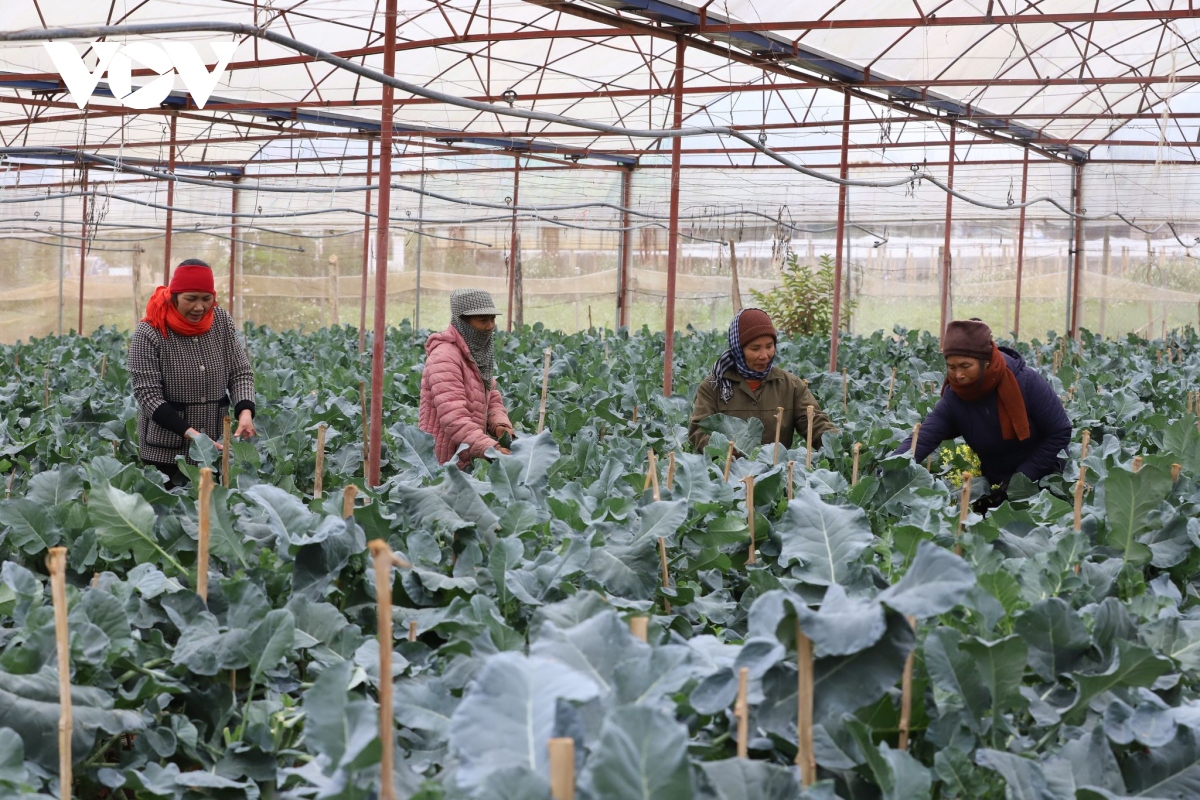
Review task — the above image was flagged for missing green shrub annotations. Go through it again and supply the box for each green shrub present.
[750,251,853,336]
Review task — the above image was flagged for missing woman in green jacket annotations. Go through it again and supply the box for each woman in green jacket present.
[688,308,835,453]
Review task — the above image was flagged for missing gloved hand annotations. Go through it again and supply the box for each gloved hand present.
[972,482,1008,515]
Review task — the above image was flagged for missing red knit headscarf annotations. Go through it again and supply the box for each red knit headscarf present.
[143,261,218,337]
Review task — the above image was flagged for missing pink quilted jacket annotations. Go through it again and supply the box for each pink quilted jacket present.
[419,326,513,467]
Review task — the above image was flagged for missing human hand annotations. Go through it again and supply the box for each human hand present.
[187,427,223,452]
[235,410,256,440]
[495,446,511,455]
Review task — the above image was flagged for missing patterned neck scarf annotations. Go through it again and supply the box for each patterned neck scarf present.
[450,295,496,388]
[710,309,776,403]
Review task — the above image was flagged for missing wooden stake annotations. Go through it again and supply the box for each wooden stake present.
[368,540,397,800]
[196,468,213,603]
[1133,455,1143,472]
[221,416,231,488]
[911,423,922,461]
[548,737,576,800]
[342,485,358,518]
[735,666,750,759]
[723,440,735,481]
[795,620,816,786]
[646,450,660,501]
[886,366,896,409]
[48,546,72,800]
[537,347,552,433]
[629,617,649,642]
[658,537,671,614]
[666,451,676,492]
[842,369,848,413]
[1073,464,1086,532]
[631,404,638,424]
[898,615,917,751]
[1172,463,1182,483]
[773,406,784,465]
[408,620,417,643]
[98,353,107,380]
[786,460,794,500]
[851,442,862,486]
[44,368,51,408]
[5,471,13,499]
[805,405,814,468]
[956,473,972,554]
[314,424,327,499]
[587,304,593,330]
[1080,429,1091,460]
[743,475,756,565]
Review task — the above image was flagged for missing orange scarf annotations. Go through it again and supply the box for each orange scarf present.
[946,342,1031,440]
[142,286,216,338]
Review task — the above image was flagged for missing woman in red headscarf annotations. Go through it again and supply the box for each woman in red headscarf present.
[128,259,256,486]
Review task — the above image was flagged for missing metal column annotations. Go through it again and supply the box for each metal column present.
[164,114,177,284]
[57,193,64,336]
[359,139,374,353]
[77,167,88,334]
[367,0,398,488]
[415,171,425,329]
[662,36,684,396]
[1069,162,1085,339]
[506,156,520,332]
[939,124,956,337]
[829,90,851,372]
[617,166,633,330]
[1014,150,1028,339]
[229,178,240,329]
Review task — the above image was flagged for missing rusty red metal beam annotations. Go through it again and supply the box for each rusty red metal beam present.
[663,36,684,397]
[829,90,850,373]
[1014,150,1028,340]
[940,124,955,338]
[690,8,1200,32]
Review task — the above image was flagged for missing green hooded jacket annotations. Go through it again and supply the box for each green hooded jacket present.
[688,366,837,452]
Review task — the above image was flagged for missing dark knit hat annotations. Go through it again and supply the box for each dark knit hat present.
[942,319,993,360]
[737,308,777,347]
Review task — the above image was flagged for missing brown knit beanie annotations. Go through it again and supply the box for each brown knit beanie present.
[942,319,994,360]
[737,308,777,347]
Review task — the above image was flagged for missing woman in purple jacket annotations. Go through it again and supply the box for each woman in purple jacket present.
[896,319,1072,505]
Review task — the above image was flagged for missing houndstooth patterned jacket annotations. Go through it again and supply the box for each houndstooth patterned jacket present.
[128,306,255,465]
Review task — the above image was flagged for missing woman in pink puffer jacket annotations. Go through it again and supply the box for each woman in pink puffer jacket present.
[419,289,514,468]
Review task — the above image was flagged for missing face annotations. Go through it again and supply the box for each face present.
[174,292,215,323]
[945,356,986,385]
[742,335,776,372]
[466,315,497,332]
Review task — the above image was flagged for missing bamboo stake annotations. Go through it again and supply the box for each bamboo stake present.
[886,366,896,409]
[786,460,794,500]
[368,540,397,800]
[408,620,418,643]
[735,666,750,759]
[743,475,756,565]
[666,451,676,492]
[805,405,814,468]
[1133,455,1143,472]
[548,737,576,800]
[956,473,972,554]
[537,347,552,433]
[629,617,648,642]
[658,537,671,614]
[196,468,213,603]
[773,406,784,465]
[631,404,638,424]
[221,416,231,488]
[1172,463,1182,483]
[842,369,848,413]
[48,546,72,800]
[314,424,327,499]
[796,620,816,786]
[1081,429,1091,460]
[1073,464,1086,532]
[5,471,14,499]
[342,485,358,519]
[98,353,107,380]
[851,443,862,486]
[898,615,917,751]
[723,441,735,481]
[44,368,51,408]
[911,423,922,461]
